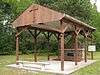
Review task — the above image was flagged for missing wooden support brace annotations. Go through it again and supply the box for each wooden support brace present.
[75,26,81,35]
[28,30,35,37]
[74,26,81,65]
[73,32,78,65]
[36,31,41,37]
[62,25,69,33]
[43,32,52,39]
[83,29,92,38]
[28,30,41,38]
[28,29,41,62]
[15,27,28,37]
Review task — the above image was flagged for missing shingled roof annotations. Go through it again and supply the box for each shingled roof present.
[12,4,95,33]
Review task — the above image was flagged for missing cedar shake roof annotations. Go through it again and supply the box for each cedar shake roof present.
[12,4,95,33]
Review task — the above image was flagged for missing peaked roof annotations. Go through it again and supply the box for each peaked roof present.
[12,4,95,33]
[12,4,65,28]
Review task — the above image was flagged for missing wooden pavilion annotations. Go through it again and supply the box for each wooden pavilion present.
[11,4,96,71]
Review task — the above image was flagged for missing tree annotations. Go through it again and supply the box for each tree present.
[0,0,99,54]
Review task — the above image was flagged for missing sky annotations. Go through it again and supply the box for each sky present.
[91,0,100,12]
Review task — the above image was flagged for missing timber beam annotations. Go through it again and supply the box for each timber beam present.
[74,26,81,65]
[60,33,64,71]
[16,28,20,65]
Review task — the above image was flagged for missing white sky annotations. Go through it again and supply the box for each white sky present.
[91,0,100,12]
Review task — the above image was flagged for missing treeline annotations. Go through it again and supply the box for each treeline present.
[0,0,100,55]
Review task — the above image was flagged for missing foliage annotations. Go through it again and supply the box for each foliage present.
[0,1,16,54]
[89,4,100,50]
[0,0,100,54]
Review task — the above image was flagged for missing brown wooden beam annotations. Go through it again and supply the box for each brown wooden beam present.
[28,30,35,37]
[15,27,28,37]
[28,29,41,62]
[34,30,38,62]
[28,30,41,38]
[47,32,50,61]
[73,32,78,65]
[29,26,62,33]
[83,29,92,38]
[42,32,52,39]
[84,37,88,62]
[59,20,65,71]
[75,26,81,35]
[60,33,64,71]
[91,51,93,60]
[57,34,60,59]
[73,25,81,65]
[16,31,19,65]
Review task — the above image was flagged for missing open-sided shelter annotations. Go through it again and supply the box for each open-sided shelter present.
[11,4,96,71]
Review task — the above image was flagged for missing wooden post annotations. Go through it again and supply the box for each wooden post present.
[28,30,41,62]
[57,34,60,59]
[43,32,52,60]
[34,30,37,62]
[72,32,78,65]
[91,37,94,60]
[16,30,19,65]
[47,32,50,61]
[60,33,64,71]
[84,37,88,62]
[91,51,93,60]
[74,33,78,65]
[74,26,81,65]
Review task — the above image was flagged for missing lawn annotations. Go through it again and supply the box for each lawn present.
[0,52,100,75]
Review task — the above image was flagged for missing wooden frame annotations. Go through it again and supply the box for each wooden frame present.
[12,4,96,71]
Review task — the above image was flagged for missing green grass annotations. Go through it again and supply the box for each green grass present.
[0,52,100,75]
[71,52,100,75]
